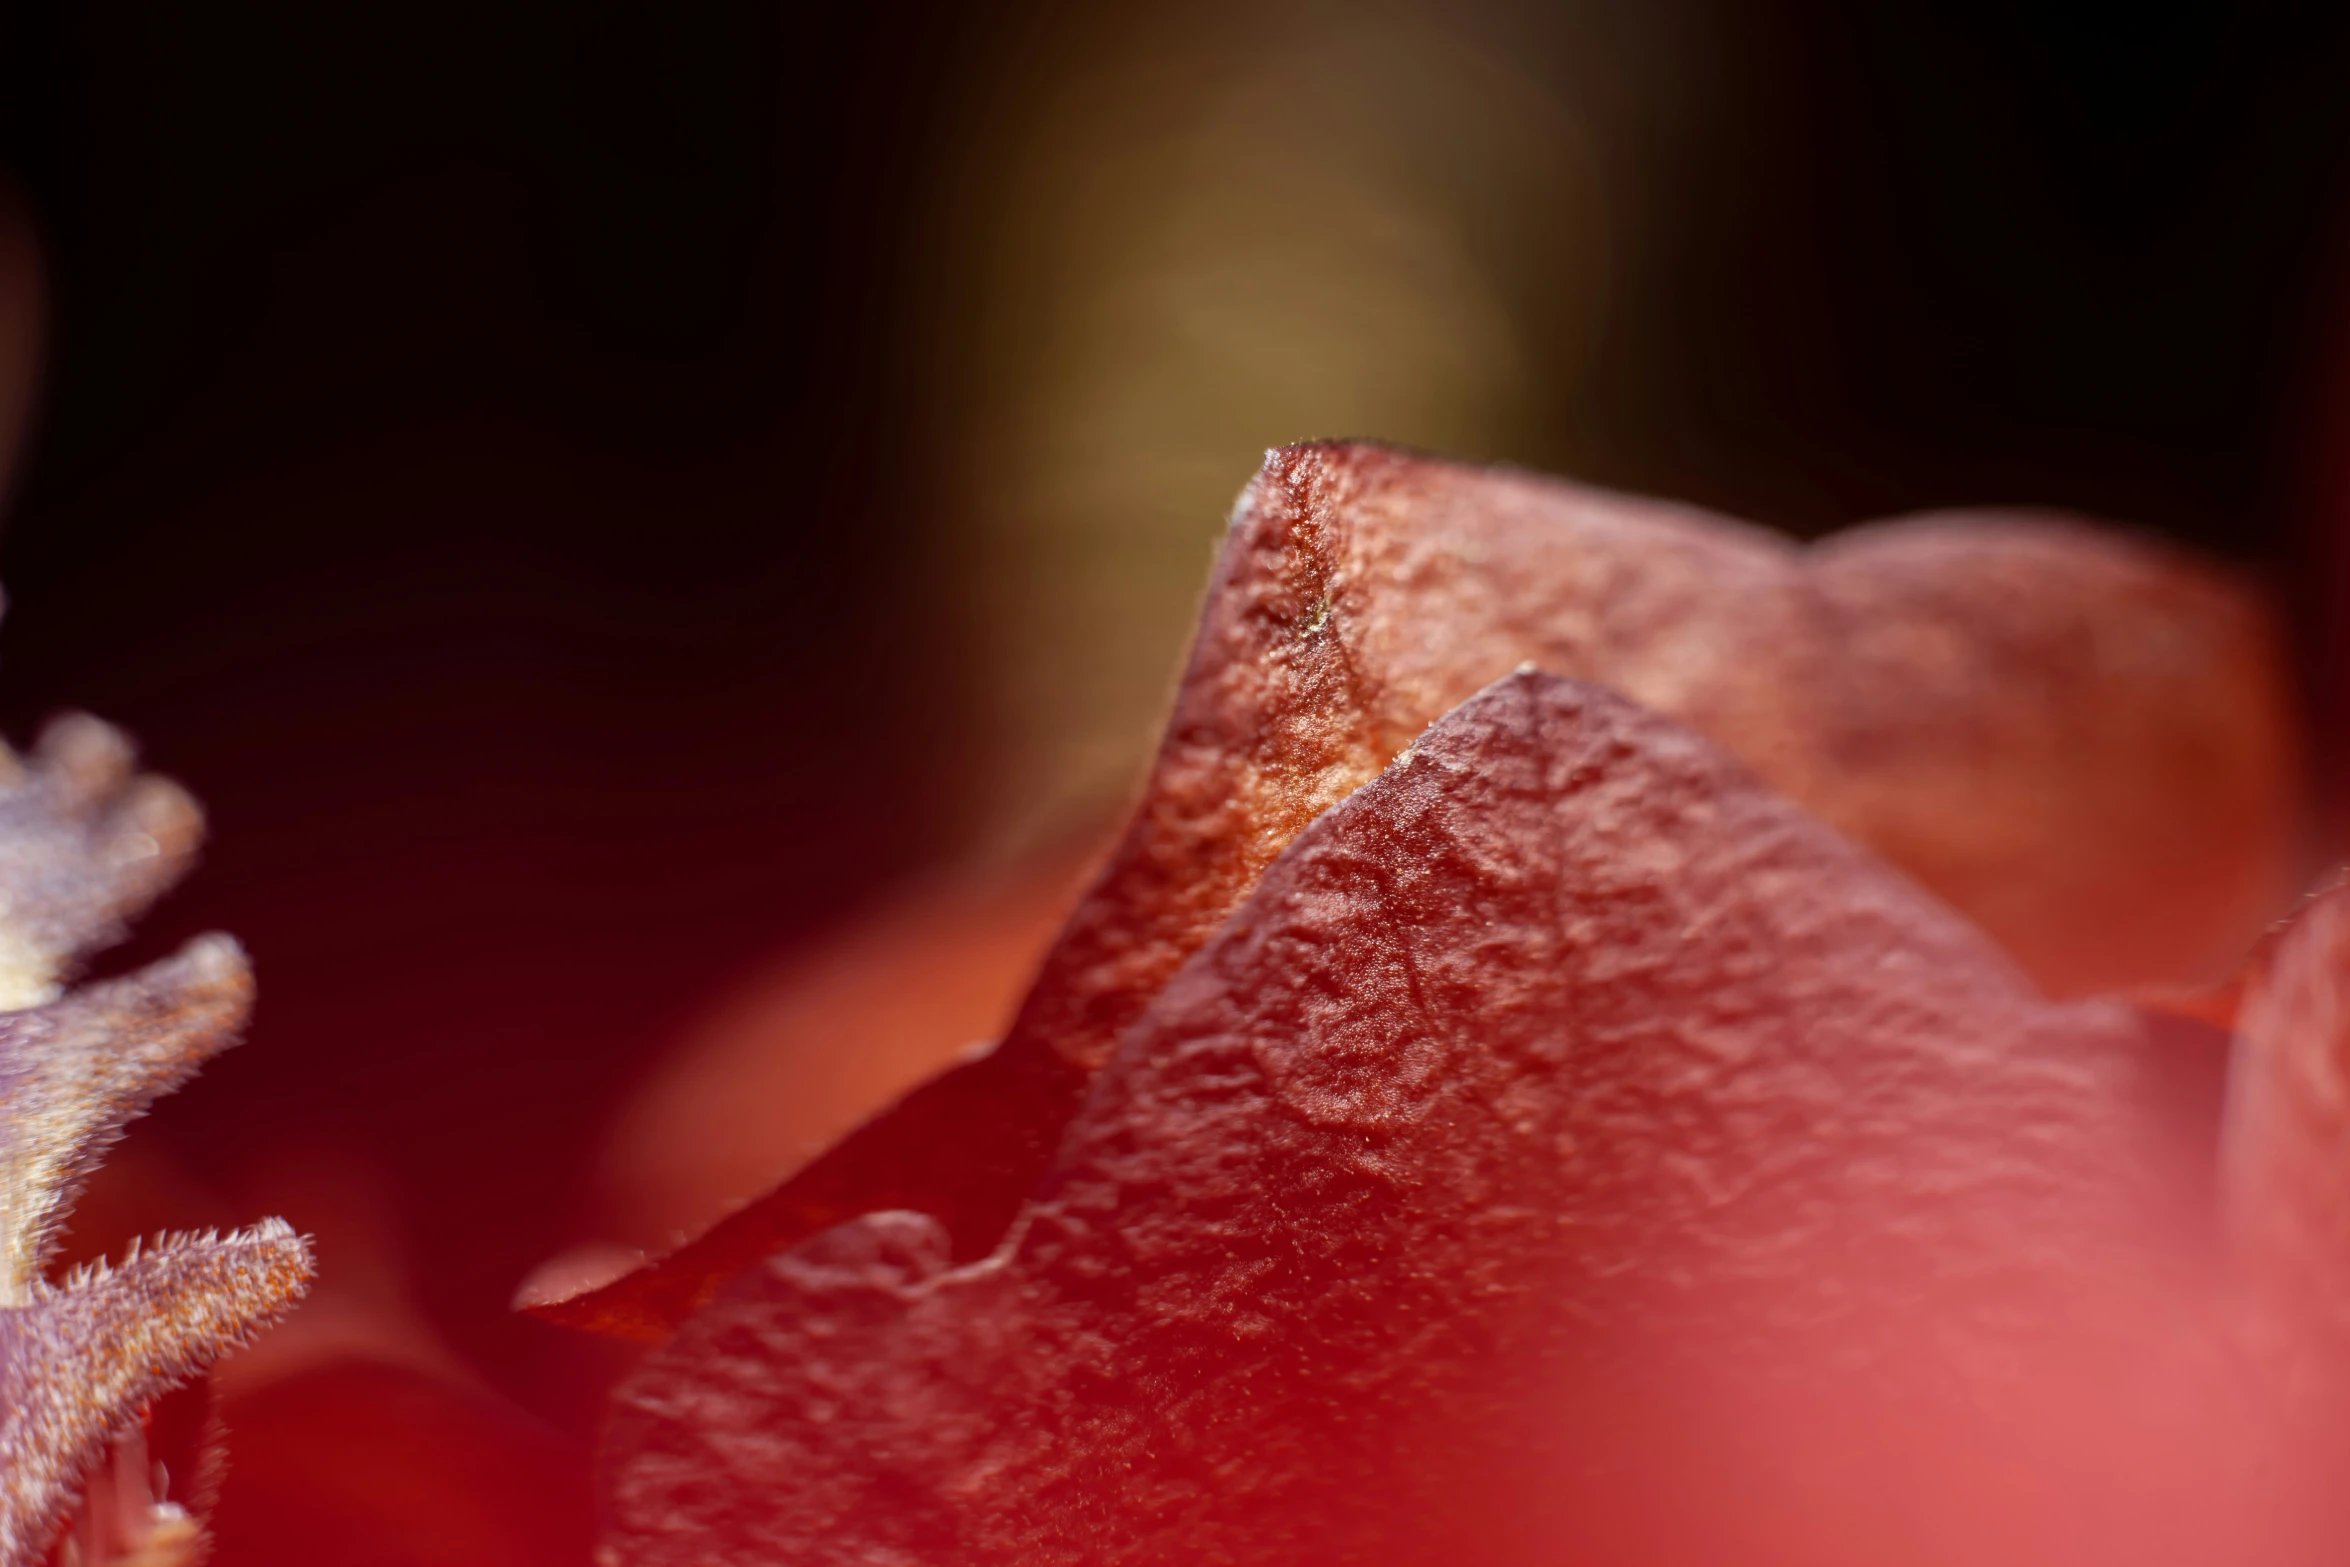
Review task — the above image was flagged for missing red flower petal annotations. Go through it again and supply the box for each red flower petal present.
[541,445,2299,1342]
[600,673,2255,1564]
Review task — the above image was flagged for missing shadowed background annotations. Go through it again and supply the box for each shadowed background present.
[0,0,2348,1558]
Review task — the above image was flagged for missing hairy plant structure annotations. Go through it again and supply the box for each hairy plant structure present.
[0,714,312,1567]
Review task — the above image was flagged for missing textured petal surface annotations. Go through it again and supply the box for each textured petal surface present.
[601,674,2268,1565]
[548,443,2302,1339]
[1028,443,2297,1064]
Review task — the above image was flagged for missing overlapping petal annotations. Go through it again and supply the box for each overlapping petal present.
[601,673,2296,1565]
[546,443,2302,1340]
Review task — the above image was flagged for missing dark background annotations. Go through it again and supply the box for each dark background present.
[0,0,2347,1441]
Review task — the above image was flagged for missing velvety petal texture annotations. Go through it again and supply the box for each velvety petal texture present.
[600,675,2290,1565]
[546,442,2302,1342]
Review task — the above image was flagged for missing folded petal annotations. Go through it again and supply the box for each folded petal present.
[547,444,2300,1339]
[602,673,2245,1565]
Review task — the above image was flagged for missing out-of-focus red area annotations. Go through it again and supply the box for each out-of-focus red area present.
[581,851,1095,1260]
[207,1365,588,1567]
